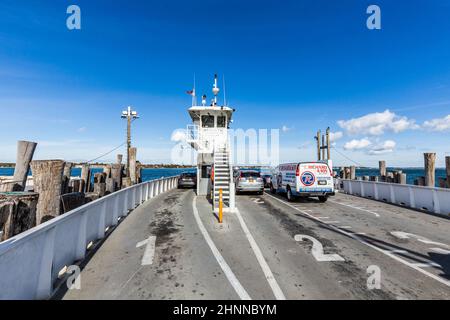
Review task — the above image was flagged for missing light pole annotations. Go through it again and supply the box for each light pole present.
[121,106,139,177]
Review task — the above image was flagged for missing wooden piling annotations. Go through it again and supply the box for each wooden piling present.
[350,166,356,180]
[316,131,321,161]
[80,164,90,193]
[129,147,137,185]
[399,173,407,185]
[117,154,123,165]
[30,160,65,224]
[111,164,122,191]
[446,156,450,188]
[62,162,73,194]
[379,161,386,181]
[6,141,37,192]
[424,153,436,187]
[0,192,39,241]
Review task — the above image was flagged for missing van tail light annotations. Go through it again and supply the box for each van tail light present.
[296,166,300,177]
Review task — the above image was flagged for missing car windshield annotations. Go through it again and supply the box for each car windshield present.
[240,171,260,178]
[182,173,196,177]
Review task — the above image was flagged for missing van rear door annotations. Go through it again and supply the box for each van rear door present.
[296,162,334,193]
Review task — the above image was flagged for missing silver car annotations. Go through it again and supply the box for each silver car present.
[235,170,264,194]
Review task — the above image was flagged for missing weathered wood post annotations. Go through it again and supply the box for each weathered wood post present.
[6,141,37,192]
[117,154,123,165]
[129,147,137,185]
[62,162,73,194]
[93,172,107,197]
[339,167,345,179]
[399,173,407,185]
[446,156,450,188]
[0,192,39,240]
[31,160,65,224]
[80,164,90,193]
[424,153,436,187]
[379,161,386,182]
[350,166,356,180]
[111,164,122,191]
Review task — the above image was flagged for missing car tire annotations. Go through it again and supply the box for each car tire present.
[286,187,295,202]
[270,183,276,194]
[318,196,328,203]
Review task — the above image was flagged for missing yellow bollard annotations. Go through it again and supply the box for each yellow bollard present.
[219,188,223,223]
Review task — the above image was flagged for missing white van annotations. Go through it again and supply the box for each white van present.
[270,162,335,202]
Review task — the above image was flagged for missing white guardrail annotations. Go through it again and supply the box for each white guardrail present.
[341,179,450,217]
[0,176,179,300]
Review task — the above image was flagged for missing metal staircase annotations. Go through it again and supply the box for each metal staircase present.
[213,145,231,209]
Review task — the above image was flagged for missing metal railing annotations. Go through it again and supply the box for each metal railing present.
[0,175,179,300]
[342,179,450,216]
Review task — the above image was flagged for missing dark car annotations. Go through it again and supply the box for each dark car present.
[177,172,197,189]
[262,174,272,188]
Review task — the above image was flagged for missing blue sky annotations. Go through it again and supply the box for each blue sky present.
[0,0,449,166]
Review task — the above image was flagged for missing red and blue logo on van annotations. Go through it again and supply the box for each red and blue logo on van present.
[300,171,315,186]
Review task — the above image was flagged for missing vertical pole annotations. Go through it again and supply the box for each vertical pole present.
[379,161,386,182]
[321,134,325,161]
[62,162,73,194]
[80,164,90,193]
[424,153,436,187]
[446,156,450,188]
[316,131,321,161]
[326,127,330,160]
[8,141,37,192]
[129,147,137,185]
[219,188,223,224]
[127,113,131,178]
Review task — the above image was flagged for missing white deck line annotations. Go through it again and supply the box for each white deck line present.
[235,208,286,300]
[192,197,251,300]
[264,193,450,288]
[329,199,380,218]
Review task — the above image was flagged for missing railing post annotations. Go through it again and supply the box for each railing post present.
[432,189,441,214]
[389,184,396,203]
[348,181,353,194]
[360,181,365,197]
[150,181,155,198]
[97,202,106,239]
[112,193,120,225]
[36,227,56,300]
[408,186,416,208]
[374,182,379,200]
[75,211,88,260]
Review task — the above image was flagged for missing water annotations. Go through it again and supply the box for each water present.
[0,167,445,187]
[0,167,196,184]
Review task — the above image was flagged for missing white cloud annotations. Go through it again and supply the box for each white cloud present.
[171,129,186,142]
[329,131,343,142]
[343,138,371,150]
[338,110,418,136]
[281,125,292,133]
[423,114,450,132]
[368,140,396,155]
[77,127,87,133]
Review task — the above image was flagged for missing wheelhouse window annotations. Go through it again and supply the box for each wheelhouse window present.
[217,115,226,128]
[201,115,215,128]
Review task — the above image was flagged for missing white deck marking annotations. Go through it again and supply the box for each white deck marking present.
[136,236,156,266]
[264,193,450,288]
[295,235,345,262]
[235,208,286,300]
[325,221,340,224]
[386,249,408,254]
[316,216,329,220]
[390,231,449,248]
[329,199,380,217]
[338,226,352,229]
[430,247,450,255]
[412,262,440,268]
[192,197,251,300]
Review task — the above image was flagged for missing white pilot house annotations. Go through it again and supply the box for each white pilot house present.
[186,74,235,211]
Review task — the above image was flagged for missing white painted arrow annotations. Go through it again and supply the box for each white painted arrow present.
[390,231,449,248]
[136,236,156,266]
[295,235,345,262]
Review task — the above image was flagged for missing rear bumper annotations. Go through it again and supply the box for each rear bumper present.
[178,181,196,187]
[236,183,264,192]
[294,189,335,197]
